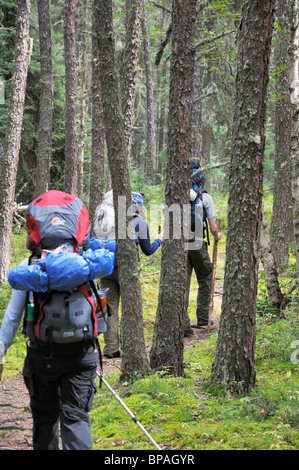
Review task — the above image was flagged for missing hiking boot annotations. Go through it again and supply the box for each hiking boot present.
[184,328,194,338]
[103,350,121,359]
[197,320,214,328]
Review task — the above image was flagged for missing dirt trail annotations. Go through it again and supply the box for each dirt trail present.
[0,323,221,451]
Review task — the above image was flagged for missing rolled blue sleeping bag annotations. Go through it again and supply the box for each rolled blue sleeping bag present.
[7,264,49,292]
[8,248,115,292]
[88,238,117,254]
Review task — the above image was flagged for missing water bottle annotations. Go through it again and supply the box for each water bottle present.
[96,288,109,334]
[26,302,35,339]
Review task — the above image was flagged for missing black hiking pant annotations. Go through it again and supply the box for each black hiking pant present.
[183,242,212,330]
[23,342,99,450]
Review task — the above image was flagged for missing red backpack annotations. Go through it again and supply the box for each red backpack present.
[26,190,90,255]
[22,190,108,347]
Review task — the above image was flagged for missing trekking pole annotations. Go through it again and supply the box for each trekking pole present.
[208,218,221,334]
[96,367,162,450]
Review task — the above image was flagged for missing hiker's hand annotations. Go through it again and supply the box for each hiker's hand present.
[158,232,163,242]
[0,364,3,381]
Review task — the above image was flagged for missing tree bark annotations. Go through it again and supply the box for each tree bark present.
[289,0,299,285]
[211,0,276,394]
[270,0,292,269]
[77,0,88,201]
[95,0,148,381]
[35,0,53,197]
[0,0,32,283]
[260,204,286,312]
[119,0,142,166]
[141,3,156,183]
[150,0,197,376]
[89,0,105,220]
[191,0,203,163]
[63,0,78,194]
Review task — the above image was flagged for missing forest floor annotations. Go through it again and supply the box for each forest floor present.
[0,319,221,451]
[0,252,224,451]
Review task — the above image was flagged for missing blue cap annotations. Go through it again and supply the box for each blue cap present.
[131,192,144,205]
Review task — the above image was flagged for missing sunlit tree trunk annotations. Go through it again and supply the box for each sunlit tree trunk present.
[0,0,32,283]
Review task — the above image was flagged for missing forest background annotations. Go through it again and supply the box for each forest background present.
[0,0,298,451]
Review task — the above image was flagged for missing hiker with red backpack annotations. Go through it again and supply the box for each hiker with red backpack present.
[0,190,115,450]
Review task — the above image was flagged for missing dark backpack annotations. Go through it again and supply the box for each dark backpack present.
[190,161,209,244]
[22,190,109,350]
[24,277,108,348]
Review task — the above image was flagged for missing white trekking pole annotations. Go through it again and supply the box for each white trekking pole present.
[96,367,162,450]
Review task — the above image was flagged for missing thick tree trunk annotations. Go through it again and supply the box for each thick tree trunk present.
[155,60,167,185]
[289,0,299,285]
[260,204,286,312]
[191,0,203,163]
[141,4,155,183]
[95,0,148,381]
[35,0,53,197]
[89,0,105,220]
[119,0,142,166]
[0,0,32,283]
[77,0,88,201]
[63,0,78,194]
[270,0,292,269]
[150,0,197,376]
[211,0,276,394]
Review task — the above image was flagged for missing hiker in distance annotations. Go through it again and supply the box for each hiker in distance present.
[183,160,221,336]
[91,190,163,359]
[0,190,115,450]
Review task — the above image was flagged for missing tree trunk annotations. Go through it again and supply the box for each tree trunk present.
[0,0,32,283]
[77,0,88,201]
[64,0,78,194]
[35,0,53,197]
[211,0,276,394]
[150,0,197,377]
[270,0,292,269]
[289,0,299,285]
[95,0,148,381]
[89,0,105,220]
[260,204,286,312]
[141,4,156,183]
[191,0,203,163]
[153,5,166,185]
[155,60,167,185]
[119,0,142,166]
